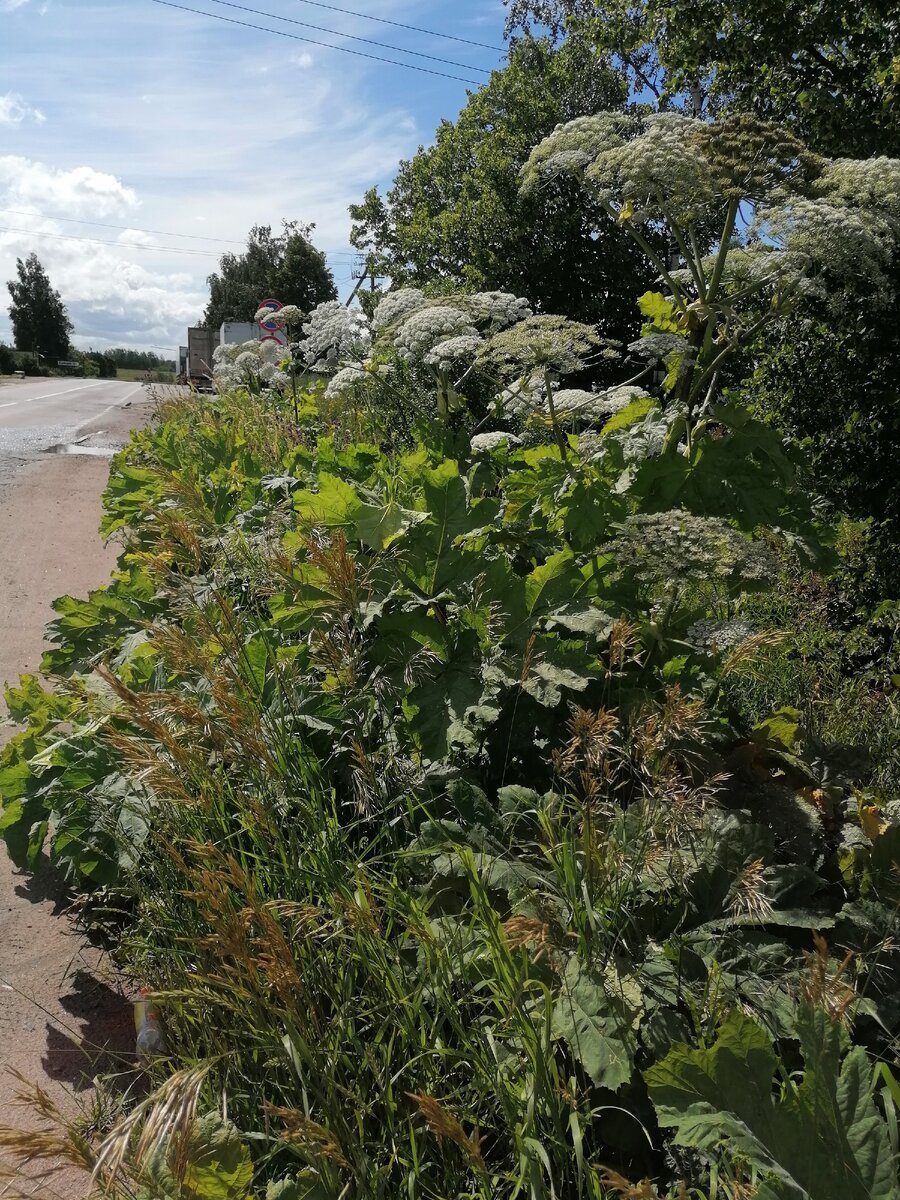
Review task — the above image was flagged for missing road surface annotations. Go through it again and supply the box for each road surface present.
[0,375,144,487]
[0,374,151,1199]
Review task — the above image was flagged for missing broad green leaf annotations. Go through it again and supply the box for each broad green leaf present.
[646,1009,900,1200]
[353,500,425,549]
[601,396,656,434]
[638,291,684,333]
[552,956,634,1091]
[182,1113,254,1200]
[753,707,803,752]
[293,473,362,526]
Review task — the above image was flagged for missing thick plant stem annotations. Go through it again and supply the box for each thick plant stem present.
[543,369,568,461]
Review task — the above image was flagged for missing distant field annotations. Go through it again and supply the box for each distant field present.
[116,367,175,383]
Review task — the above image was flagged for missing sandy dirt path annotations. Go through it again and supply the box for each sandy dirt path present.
[0,399,153,1197]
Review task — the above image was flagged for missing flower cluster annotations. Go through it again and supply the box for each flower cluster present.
[628,333,689,363]
[519,113,633,193]
[819,157,900,216]
[254,304,304,327]
[463,291,532,332]
[758,198,896,295]
[479,315,601,378]
[686,618,754,653]
[493,373,545,419]
[470,431,520,453]
[324,363,367,399]
[372,288,427,331]
[324,360,393,400]
[607,510,776,589]
[299,301,372,372]
[212,338,287,391]
[551,385,642,424]
[587,113,718,224]
[392,305,478,361]
[423,334,483,371]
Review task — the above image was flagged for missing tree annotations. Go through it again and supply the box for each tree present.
[349,37,657,339]
[504,1,900,156]
[203,221,337,329]
[7,253,73,361]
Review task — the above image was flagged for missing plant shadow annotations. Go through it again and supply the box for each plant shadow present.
[41,969,136,1092]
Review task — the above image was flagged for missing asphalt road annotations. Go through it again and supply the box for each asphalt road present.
[0,376,144,487]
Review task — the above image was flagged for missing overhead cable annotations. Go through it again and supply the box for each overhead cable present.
[289,0,504,52]
[204,0,492,72]
[149,0,485,83]
[0,223,358,261]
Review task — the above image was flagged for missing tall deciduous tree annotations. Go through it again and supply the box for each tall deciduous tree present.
[203,221,336,329]
[349,37,657,338]
[504,1,900,156]
[7,253,73,360]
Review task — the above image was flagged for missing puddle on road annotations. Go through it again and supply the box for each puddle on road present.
[42,443,116,458]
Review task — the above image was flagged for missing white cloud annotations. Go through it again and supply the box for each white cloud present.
[288,52,314,69]
[0,0,32,11]
[0,92,45,125]
[0,157,137,216]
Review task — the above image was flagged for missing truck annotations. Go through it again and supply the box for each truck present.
[220,321,257,346]
[186,327,219,389]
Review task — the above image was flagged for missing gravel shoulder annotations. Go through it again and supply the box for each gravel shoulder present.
[0,396,154,1198]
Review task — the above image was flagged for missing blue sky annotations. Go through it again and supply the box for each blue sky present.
[0,0,507,354]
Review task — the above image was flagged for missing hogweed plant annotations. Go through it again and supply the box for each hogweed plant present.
[521,111,900,452]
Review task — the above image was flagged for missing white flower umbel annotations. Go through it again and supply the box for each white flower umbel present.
[393,305,478,361]
[372,288,427,331]
[756,197,897,295]
[470,431,520,452]
[819,157,900,216]
[493,373,545,419]
[423,334,483,371]
[687,618,754,653]
[608,510,777,589]
[324,363,368,399]
[628,333,690,362]
[520,113,634,192]
[464,291,532,332]
[299,301,372,372]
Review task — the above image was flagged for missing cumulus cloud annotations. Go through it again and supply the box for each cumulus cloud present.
[0,157,137,217]
[0,93,45,125]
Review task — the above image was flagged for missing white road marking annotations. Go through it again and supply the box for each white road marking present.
[0,402,17,410]
[73,384,143,433]
[17,381,108,403]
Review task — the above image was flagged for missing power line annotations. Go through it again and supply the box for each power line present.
[0,208,360,260]
[204,0,491,73]
[149,0,484,84]
[0,207,247,246]
[0,225,221,257]
[0,222,359,262]
[289,0,504,53]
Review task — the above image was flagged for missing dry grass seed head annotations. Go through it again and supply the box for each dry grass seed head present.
[0,1073,98,1184]
[406,1093,485,1171]
[607,619,641,670]
[263,1104,349,1169]
[502,916,554,966]
[599,1168,664,1199]
[726,858,775,924]
[721,629,788,678]
[559,707,620,775]
[92,1064,209,1191]
[799,932,856,1024]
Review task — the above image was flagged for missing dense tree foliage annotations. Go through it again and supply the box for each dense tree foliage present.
[6,253,73,360]
[203,221,336,329]
[349,37,657,337]
[505,1,900,155]
[101,347,175,372]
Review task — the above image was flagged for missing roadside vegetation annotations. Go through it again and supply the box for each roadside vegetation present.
[1,41,900,1200]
